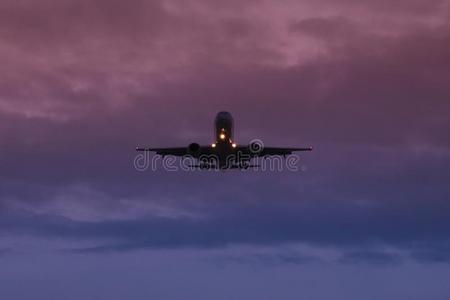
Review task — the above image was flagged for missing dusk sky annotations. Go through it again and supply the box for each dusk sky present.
[1,0,450,299]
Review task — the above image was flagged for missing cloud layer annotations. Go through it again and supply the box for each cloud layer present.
[1,0,450,268]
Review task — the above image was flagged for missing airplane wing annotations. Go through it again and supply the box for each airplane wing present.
[135,146,213,157]
[136,147,187,156]
[260,146,313,156]
[237,145,312,157]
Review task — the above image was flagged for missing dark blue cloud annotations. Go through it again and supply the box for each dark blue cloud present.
[0,0,449,275]
[338,250,403,265]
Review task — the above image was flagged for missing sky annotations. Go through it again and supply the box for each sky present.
[1,0,450,299]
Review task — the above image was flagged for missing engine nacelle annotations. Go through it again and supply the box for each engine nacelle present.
[187,143,201,156]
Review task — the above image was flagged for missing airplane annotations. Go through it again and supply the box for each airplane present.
[136,111,312,169]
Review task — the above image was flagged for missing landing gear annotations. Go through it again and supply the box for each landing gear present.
[239,161,250,169]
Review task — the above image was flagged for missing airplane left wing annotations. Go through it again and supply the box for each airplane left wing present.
[136,146,214,157]
[136,147,188,156]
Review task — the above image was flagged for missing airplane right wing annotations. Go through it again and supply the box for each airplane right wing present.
[259,146,313,156]
[236,145,312,157]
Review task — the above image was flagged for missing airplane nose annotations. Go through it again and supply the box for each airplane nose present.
[215,111,233,122]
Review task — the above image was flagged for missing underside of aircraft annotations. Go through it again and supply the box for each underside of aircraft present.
[136,111,312,169]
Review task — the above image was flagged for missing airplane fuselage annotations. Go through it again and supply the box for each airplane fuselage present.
[211,111,241,168]
[214,111,234,142]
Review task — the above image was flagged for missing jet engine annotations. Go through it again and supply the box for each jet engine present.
[187,143,201,156]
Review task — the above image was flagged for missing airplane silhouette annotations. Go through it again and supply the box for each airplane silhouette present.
[136,111,312,169]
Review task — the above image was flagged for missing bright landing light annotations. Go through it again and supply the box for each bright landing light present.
[220,133,226,140]
[232,143,237,148]
[211,143,216,148]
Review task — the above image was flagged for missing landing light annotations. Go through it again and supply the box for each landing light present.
[220,133,226,140]
[211,143,216,148]
[232,143,237,148]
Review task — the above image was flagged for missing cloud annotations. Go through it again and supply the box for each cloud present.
[338,250,403,265]
[410,244,450,263]
[0,248,13,258]
[219,252,319,266]
[0,0,450,266]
